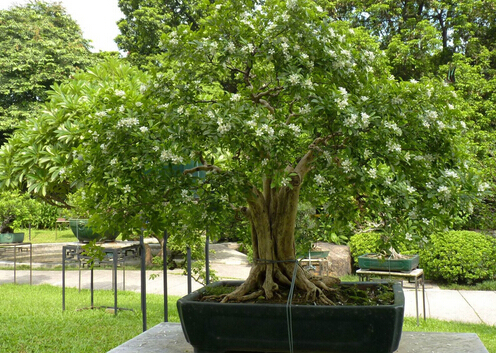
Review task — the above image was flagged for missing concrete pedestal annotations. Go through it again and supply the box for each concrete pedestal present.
[107,322,488,353]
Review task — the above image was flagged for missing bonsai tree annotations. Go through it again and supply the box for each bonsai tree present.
[0,0,485,304]
[0,191,36,233]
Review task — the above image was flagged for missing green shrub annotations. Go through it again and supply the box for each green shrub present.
[420,231,496,284]
[13,198,59,229]
[349,231,382,266]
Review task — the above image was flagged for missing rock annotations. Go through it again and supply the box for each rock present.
[313,242,352,277]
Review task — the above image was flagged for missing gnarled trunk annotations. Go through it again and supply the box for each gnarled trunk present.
[222,174,337,304]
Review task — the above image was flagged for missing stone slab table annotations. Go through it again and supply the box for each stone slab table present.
[108,322,488,353]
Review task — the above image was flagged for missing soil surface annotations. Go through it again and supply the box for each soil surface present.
[200,282,395,306]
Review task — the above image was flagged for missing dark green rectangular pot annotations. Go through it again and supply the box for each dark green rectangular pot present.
[177,281,404,353]
[358,254,420,272]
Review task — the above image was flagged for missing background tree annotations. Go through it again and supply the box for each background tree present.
[116,0,211,66]
[326,0,496,229]
[0,0,97,143]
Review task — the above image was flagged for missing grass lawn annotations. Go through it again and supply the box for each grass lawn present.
[1,283,495,352]
[19,227,81,244]
[403,317,496,352]
[18,228,130,244]
[0,284,179,353]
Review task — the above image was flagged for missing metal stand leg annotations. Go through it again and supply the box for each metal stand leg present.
[91,268,94,308]
[422,273,426,321]
[62,247,66,311]
[29,243,32,285]
[13,244,16,284]
[187,247,192,294]
[415,276,419,326]
[113,249,118,316]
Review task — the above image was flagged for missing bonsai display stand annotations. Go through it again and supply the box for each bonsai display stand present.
[0,242,32,285]
[107,322,489,353]
[357,268,425,325]
[62,242,140,315]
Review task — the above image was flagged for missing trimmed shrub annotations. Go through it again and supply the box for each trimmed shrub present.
[349,231,382,266]
[420,231,496,284]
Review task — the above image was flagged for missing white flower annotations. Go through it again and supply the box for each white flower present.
[123,185,131,193]
[110,158,118,165]
[360,96,369,102]
[226,41,236,53]
[160,150,184,164]
[59,168,66,176]
[336,98,348,109]
[391,97,404,105]
[422,218,430,225]
[407,186,417,193]
[115,90,126,97]
[343,114,357,127]
[303,78,314,89]
[433,203,442,209]
[387,141,402,153]
[360,112,370,128]
[117,117,139,128]
[405,233,413,241]
[230,94,242,102]
[384,197,392,206]
[426,110,438,120]
[300,104,311,114]
[119,105,125,113]
[246,120,257,128]
[140,126,149,133]
[410,79,418,84]
[341,159,352,173]
[135,102,143,107]
[338,87,348,96]
[288,123,301,134]
[437,185,451,200]
[314,174,326,185]
[288,73,300,85]
[367,168,377,179]
[87,165,93,173]
[448,104,454,110]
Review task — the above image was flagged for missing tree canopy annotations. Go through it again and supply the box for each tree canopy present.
[0,0,486,301]
[0,0,97,143]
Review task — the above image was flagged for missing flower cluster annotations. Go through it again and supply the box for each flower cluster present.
[117,117,139,128]
[335,87,349,109]
[160,150,184,164]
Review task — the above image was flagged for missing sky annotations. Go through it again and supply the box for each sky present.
[0,0,124,52]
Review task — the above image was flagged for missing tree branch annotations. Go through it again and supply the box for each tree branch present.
[183,164,222,175]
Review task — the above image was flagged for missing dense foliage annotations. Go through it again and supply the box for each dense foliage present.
[420,231,496,284]
[0,1,97,143]
[0,0,485,244]
[116,0,209,65]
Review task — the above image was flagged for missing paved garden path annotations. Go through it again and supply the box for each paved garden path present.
[1,242,495,326]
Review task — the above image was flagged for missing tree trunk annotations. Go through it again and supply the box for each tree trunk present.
[221,175,338,304]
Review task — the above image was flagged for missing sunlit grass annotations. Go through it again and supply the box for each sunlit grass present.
[0,283,179,353]
[403,317,496,352]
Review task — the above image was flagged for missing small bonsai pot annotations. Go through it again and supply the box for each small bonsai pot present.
[358,253,420,272]
[0,232,24,243]
[69,219,118,242]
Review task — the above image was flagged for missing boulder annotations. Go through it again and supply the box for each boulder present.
[313,242,352,277]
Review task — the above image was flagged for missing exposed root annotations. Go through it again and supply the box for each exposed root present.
[238,290,264,302]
